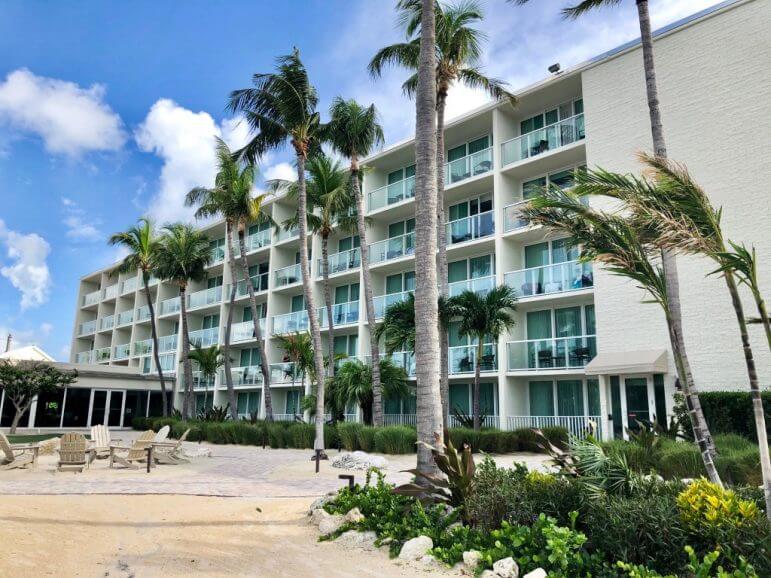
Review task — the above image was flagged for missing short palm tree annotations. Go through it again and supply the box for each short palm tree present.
[326,97,386,426]
[187,345,225,412]
[185,137,275,421]
[521,186,723,487]
[154,223,212,419]
[229,48,328,452]
[109,218,169,416]
[334,358,409,425]
[451,286,516,430]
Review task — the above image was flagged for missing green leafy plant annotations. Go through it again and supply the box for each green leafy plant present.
[197,404,231,422]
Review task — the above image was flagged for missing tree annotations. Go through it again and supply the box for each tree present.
[370,0,515,427]
[452,286,516,430]
[154,223,212,419]
[326,97,386,425]
[0,360,77,433]
[334,358,409,425]
[187,345,226,413]
[274,332,316,411]
[267,154,358,380]
[521,184,723,486]
[109,218,168,416]
[185,138,275,421]
[229,49,328,454]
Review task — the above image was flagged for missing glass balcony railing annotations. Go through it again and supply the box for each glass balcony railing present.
[121,276,138,294]
[448,275,496,297]
[369,232,415,264]
[95,347,111,362]
[275,226,300,243]
[134,338,153,356]
[319,248,360,277]
[158,352,177,373]
[501,113,585,167]
[231,273,269,298]
[320,301,359,328]
[116,310,134,327]
[448,343,497,374]
[114,343,131,360]
[226,365,264,386]
[269,362,301,384]
[192,371,216,389]
[503,201,531,232]
[445,147,493,185]
[367,175,416,212]
[148,276,160,286]
[373,291,412,319]
[505,261,594,298]
[75,350,93,364]
[507,335,597,371]
[160,296,181,316]
[158,334,178,353]
[387,351,416,377]
[187,285,222,310]
[272,310,309,335]
[82,289,101,307]
[446,210,495,245]
[136,305,151,322]
[189,327,219,348]
[243,228,271,253]
[275,263,302,287]
[98,315,114,332]
[103,284,119,299]
[230,319,266,343]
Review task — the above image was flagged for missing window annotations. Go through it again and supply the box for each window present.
[337,236,360,252]
[526,310,553,340]
[584,305,596,335]
[290,294,305,312]
[239,348,262,367]
[557,380,584,416]
[521,166,585,201]
[524,239,578,267]
[388,218,415,238]
[202,314,219,329]
[520,99,583,135]
[449,383,470,414]
[334,335,358,358]
[248,220,270,236]
[447,195,494,244]
[248,262,269,291]
[587,379,600,416]
[207,275,223,289]
[285,390,302,414]
[385,271,415,295]
[653,374,667,427]
[610,376,623,438]
[335,283,359,304]
[209,238,226,260]
[522,177,546,200]
[555,307,582,337]
[529,381,554,416]
[237,391,261,417]
[242,303,266,322]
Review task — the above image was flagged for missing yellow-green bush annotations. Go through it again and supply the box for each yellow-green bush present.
[677,479,760,531]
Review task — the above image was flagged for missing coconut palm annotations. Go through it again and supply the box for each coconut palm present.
[109,218,168,416]
[452,286,516,430]
[187,345,225,412]
[375,293,459,357]
[185,138,275,421]
[267,154,359,378]
[229,49,327,452]
[326,97,386,426]
[334,358,409,425]
[370,0,515,424]
[521,186,723,486]
[154,223,212,419]
[275,332,316,419]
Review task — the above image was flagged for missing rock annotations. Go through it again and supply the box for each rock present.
[318,514,345,536]
[309,508,330,526]
[493,557,519,578]
[308,495,333,514]
[462,550,483,571]
[331,451,388,471]
[398,536,433,561]
[37,437,60,456]
[182,447,211,458]
[343,507,365,524]
[480,571,498,578]
[523,569,547,578]
[336,530,378,550]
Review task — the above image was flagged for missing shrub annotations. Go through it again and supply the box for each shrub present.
[677,479,760,533]
[356,426,376,452]
[266,423,287,448]
[676,391,771,442]
[374,426,416,454]
[287,423,315,449]
[337,422,362,451]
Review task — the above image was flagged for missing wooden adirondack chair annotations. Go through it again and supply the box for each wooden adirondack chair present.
[0,431,39,470]
[90,424,120,459]
[109,430,155,470]
[153,425,170,443]
[57,432,94,472]
[153,428,191,465]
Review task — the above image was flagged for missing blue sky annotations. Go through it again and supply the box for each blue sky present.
[0,0,719,360]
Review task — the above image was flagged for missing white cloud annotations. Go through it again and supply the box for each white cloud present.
[0,219,52,310]
[61,197,102,241]
[0,68,126,157]
[134,99,251,224]
[264,162,296,183]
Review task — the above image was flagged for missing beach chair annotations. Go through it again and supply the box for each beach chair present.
[90,424,120,459]
[154,425,170,443]
[109,430,155,470]
[153,428,191,465]
[57,432,94,472]
[0,431,39,470]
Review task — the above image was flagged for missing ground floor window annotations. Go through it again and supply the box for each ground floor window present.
[34,388,65,428]
[449,382,497,416]
[237,391,261,418]
[195,393,214,414]
[62,387,92,427]
[285,390,302,415]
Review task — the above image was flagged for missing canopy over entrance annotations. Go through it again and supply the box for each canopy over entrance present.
[585,349,668,375]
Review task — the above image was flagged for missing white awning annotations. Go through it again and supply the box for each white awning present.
[585,350,668,375]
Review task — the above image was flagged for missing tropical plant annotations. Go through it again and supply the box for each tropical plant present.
[521,186,723,486]
[451,286,516,430]
[197,404,231,423]
[274,331,315,393]
[185,137,275,420]
[109,218,168,416]
[153,223,212,419]
[187,345,225,411]
[229,48,328,452]
[375,292,459,356]
[333,358,409,425]
[326,97,386,425]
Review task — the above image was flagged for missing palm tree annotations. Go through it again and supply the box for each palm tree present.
[326,97,386,425]
[452,286,516,430]
[229,49,327,452]
[154,223,212,419]
[109,218,168,416]
[370,0,515,424]
[267,154,359,379]
[521,186,723,486]
[187,345,225,412]
[334,358,409,425]
[375,293,458,358]
[275,332,316,419]
[185,138,275,421]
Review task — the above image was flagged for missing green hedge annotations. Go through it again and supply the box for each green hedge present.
[693,391,771,442]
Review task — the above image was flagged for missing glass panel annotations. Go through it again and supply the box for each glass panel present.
[449,383,470,414]
[449,202,469,221]
[291,294,305,312]
[520,117,533,134]
[237,393,248,416]
[525,242,549,268]
[108,391,124,427]
[549,169,576,190]
[574,99,584,115]
[654,374,667,427]
[448,321,466,347]
[405,271,416,291]
[62,387,92,427]
[405,164,415,178]
[447,144,466,162]
[91,390,107,426]
[479,382,495,415]
[448,260,467,283]
[625,377,650,431]
[385,274,403,294]
[338,237,352,252]
[34,388,65,428]
[388,221,405,238]
[387,169,403,185]
[335,285,349,304]
[557,380,584,416]
[526,310,553,340]
[555,306,581,337]
[529,381,554,416]
[522,177,546,200]
[587,379,600,416]
[545,109,559,125]
[469,255,492,278]
[468,135,489,154]
[610,376,623,438]
[585,305,596,335]
[551,238,578,263]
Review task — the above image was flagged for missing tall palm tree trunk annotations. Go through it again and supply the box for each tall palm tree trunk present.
[295,152,328,452]
[436,89,450,431]
[179,285,194,420]
[637,0,717,459]
[414,0,443,476]
[222,223,239,421]
[321,234,336,378]
[723,271,771,517]
[473,340,482,431]
[237,228,274,421]
[751,288,771,352]
[351,165,383,427]
[142,272,168,417]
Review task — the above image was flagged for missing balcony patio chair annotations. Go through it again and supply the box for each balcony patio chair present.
[109,430,155,470]
[537,349,555,368]
[153,428,191,465]
[473,159,492,174]
[480,354,496,371]
[0,431,39,471]
[570,347,592,366]
[90,424,120,459]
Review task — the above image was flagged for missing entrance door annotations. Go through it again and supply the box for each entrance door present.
[108,391,125,427]
[90,390,108,426]
[625,378,650,432]
[90,390,126,427]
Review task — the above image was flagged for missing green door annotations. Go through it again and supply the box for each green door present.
[610,376,623,439]
[625,378,650,431]
[529,381,554,416]
[449,383,470,415]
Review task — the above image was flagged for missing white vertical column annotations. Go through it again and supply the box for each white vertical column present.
[598,374,611,441]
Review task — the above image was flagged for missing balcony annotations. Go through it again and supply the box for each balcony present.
[121,276,138,294]
[230,319,266,343]
[373,291,412,319]
[187,286,222,310]
[103,284,119,299]
[243,228,271,253]
[82,289,101,307]
[448,343,497,375]
[230,273,269,299]
[116,310,134,327]
[503,201,531,232]
[448,275,495,297]
[75,350,93,364]
[367,175,415,212]
[210,245,225,264]
[319,248,360,277]
[158,352,177,373]
[136,305,152,322]
[189,327,219,348]
[320,301,359,328]
[507,335,597,371]
[98,315,114,332]
[367,351,416,377]
[160,296,181,316]
[446,210,495,246]
[95,347,111,362]
[158,334,178,353]
[275,226,300,243]
[134,338,153,356]
[272,310,308,335]
[500,113,585,167]
[78,320,97,336]
[369,232,415,265]
[275,263,302,287]
[445,146,493,185]
[505,261,594,299]
[227,365,264,386]
[269,362,302,384]
[192,371,216,389]
[114,343,130,360]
